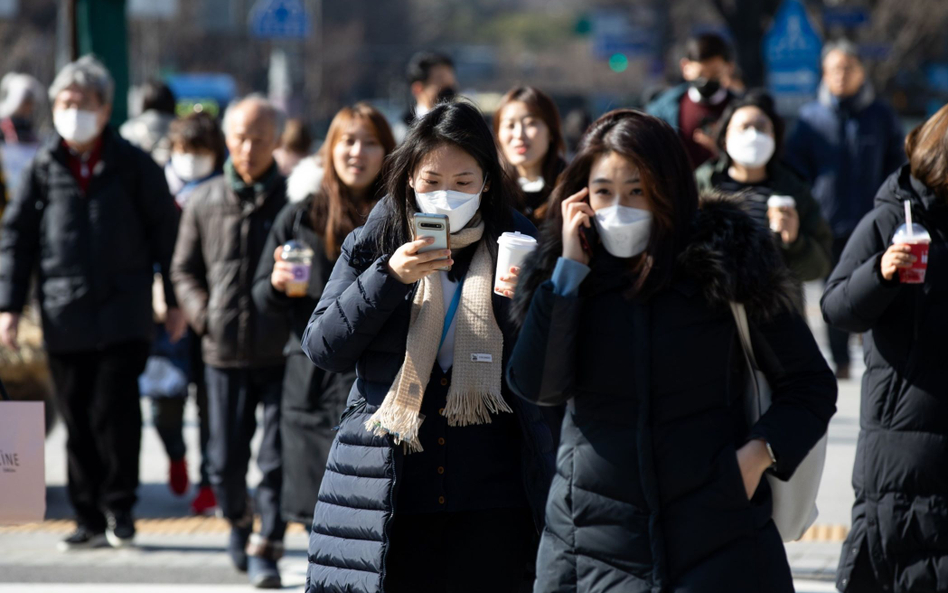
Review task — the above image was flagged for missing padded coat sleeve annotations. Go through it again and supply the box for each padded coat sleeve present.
[820,207,902,334]
[301,229,412,373]
[507,281,582,407]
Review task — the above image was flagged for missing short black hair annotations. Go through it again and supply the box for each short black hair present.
[406,51,455,85]
[684,33,733,64]
[141,79,176,115]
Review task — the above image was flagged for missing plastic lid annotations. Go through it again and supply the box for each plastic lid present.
[892,223,931,243]
[497,231,538,249]
[282,240,315,255]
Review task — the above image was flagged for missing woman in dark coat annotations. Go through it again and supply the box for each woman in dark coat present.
[823,104,948,593]
[300,101,556,593]
[252,103,395,525]
[508,109,837,593]
[694,91,833,312]
[494,86,568,225]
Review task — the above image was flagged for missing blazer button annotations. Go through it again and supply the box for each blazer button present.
[438,438,445,446]
[440,378,448,386]
[437,466,445,475]
[438,496,445,505]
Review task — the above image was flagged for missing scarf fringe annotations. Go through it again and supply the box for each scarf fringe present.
[364,404,425,453]
[444,390,513,427]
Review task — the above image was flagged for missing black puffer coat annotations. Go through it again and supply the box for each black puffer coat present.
[299,199,557,593]
[252,197,355,525]
[508,199,838,593]
[822,165,948,593]
[0,129,179,353]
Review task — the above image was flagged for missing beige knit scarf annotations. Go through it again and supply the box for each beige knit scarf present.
[365,220,511,452]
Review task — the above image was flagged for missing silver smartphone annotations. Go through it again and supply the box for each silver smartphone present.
[412,213,451,271]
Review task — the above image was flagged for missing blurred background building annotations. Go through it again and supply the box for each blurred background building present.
[0,0,945,137]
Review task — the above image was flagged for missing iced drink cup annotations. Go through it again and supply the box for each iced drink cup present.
[494,232,538,297]
[282,240,314,297]
[892,223,931,284]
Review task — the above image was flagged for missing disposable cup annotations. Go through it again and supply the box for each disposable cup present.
[494,232,538,297]
[766,195,796,233]
[892,223,931,284]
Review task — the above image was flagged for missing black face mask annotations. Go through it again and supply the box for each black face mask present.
[692,77,722,99]
[436,86,458,104]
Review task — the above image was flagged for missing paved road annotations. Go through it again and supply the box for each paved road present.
[0,284,861,590]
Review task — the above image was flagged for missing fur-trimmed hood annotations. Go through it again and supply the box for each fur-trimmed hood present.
[679,195,795,321]
[286,156,324,203]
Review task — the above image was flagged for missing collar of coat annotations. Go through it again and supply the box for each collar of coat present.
[41,126,123,176]
[818,82,876,114]
[876,164,948,214]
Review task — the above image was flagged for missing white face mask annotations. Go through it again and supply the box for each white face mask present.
[726,128,776,169]
[171,153,215,182]
[594,205,652,258]
[414,178,486,232]
[54,108,101,144]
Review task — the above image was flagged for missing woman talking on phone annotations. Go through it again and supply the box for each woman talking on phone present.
[508,110,836,593]
[252,102,395,527]
[299,101,556,593]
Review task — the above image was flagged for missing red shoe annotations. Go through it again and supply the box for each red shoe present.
[191,485,217,516]
[169,458,189,496]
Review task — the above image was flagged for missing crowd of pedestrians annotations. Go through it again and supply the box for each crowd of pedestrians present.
[0,28,942,592]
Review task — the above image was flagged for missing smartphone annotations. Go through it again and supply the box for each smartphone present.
[577,191,598,256]
[412,213,451,271]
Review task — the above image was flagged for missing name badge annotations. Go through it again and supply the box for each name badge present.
[471,353,493,363]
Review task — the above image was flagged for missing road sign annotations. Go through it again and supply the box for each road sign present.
[249,0,311,40]
[763,0,822,115]
[822,7,869,29]
[590,8,657,61]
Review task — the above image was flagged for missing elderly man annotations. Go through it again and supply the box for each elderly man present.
[0,56,183,549]
[786,40,905,379]
[171,95,289,589]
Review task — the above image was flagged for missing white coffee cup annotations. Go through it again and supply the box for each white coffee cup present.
[766,195,796,233]
[494,232,538,297]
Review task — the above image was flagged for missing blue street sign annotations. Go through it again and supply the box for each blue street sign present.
[822,7,869,28]
[590,8,657,61]
[763,0,822,114]
[249,0,311,40]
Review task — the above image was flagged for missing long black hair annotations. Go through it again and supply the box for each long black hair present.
[513,109,698,322]
[376,101,517,261]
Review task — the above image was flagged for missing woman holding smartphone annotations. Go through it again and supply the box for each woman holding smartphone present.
[252,102,395,527]
[508,110,837,593]
[494,86,567,224]
[299,101,556,593]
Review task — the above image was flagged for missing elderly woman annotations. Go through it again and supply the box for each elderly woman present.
[0,56,182,551]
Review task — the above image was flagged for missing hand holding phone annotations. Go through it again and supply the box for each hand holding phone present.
[387,213,454,284]
[561,187,595,265]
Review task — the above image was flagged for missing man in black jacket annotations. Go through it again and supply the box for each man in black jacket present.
[171,95,289,590]
[0,56,184,550]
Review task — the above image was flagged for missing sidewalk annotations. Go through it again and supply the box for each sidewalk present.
[0,284,859,590]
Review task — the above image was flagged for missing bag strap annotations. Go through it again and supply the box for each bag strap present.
[729,301,762,421]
